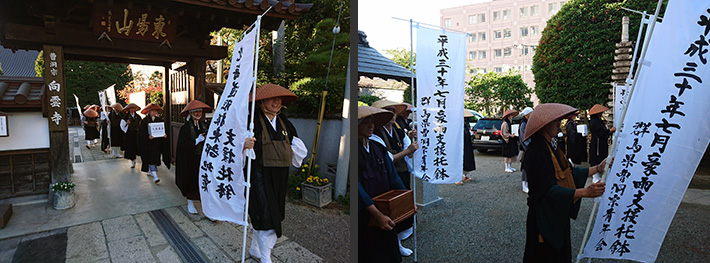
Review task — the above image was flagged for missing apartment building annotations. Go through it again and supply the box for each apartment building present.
[441,0,567,98]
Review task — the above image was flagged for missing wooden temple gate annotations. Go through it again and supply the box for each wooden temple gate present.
[0,0,311,189]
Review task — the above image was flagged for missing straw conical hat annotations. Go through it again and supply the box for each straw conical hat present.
[371,99,407,115]
[180,100,212,117]
[589,104,610,116]
[503,109,519,119]
[83,105,91,110]
[124,103,141,112]
[110,103,124,112]
[464,109,475,118]
[90,105,100,111]
[524,103,577,141]
[141,103,163,114]
[358,106,394,132]
[83,109,98,118]
[252,84,298,105]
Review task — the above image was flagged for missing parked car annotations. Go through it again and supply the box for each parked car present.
[472,117,504,153]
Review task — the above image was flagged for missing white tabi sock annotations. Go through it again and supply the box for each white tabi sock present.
[151,171,160,183]
[398,227,413,241]
[399,239,413,256]
[130,160,135,168]
[187,200,197,214]
[255,229,277,263]
[249,228,261,260]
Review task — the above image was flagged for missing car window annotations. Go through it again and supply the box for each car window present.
[473,119,502,130]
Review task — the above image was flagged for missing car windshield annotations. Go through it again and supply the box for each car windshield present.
[474,119,502,130]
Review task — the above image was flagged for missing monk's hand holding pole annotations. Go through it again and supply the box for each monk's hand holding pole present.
[588,159,607,177]
[367,205,395,231]
[243,137,256,151]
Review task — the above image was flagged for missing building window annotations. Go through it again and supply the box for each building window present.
[549,3,558,14]
[469,51,476,60]
[469,34,476,42]
[520,7,528,17]
[494,30,502,39]
[531,5,539,16]
[530,26,539,35]
[503,29,512,38]
[478,14,486,23]
[479,32,486,41]
[503,9,511,20]
[469,15,477,24]
[494,49,502,58]
[479,50,487,59]
[494,67,503,73]
[504,48,512,57]
[520,46,530,56]
[444,18,451,27]
[493,11,501,21]
[520,27,529,37]
[481,68,487,73]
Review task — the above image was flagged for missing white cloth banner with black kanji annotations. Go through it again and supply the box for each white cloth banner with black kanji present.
[412,25,465,184]
[581,1,710,262]
[199,28,256,225]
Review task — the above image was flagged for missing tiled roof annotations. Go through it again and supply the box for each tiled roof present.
[0,76,44,109]
[0,45,39,77]
[358,31,414,84]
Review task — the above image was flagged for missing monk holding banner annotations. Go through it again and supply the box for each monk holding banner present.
[242,84,306,263]
[175,100,211,214]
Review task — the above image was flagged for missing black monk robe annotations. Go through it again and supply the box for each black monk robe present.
[246,106,297,238]
[137,115,171,172]
[523,133,590,263]
[176,118,209,200]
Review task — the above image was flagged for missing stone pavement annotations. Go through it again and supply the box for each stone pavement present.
[0,127,324,263]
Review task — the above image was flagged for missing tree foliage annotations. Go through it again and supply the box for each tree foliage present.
[35,52,133,107]
[357,94,381,106]
[532,0,666,110]
[118,70,164,105]
[209,0,350,117]
[383,48,415,104]
[466,71,533,115]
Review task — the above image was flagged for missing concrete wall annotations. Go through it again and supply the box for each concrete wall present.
[0,112,50,151]
[289,117,345,183]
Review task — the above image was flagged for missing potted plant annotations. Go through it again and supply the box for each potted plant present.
[51,179,76,210]
[297,164,332,208]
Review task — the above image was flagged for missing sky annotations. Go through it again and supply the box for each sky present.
[358,0,489,55]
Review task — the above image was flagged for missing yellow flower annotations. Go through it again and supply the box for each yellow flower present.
[324,178,329,184]
[304,164,309,168]
[306,178,313,183]
[301,168,305,172]
[296,187,300,191]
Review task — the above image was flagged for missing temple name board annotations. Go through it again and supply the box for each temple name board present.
[91,3,177,43]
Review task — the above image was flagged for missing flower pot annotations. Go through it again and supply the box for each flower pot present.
[52,189,75,210]
[301,182,332,208]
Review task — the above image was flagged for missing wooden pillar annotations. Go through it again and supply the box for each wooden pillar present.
[43,45,72,183]
[188,57,206,102]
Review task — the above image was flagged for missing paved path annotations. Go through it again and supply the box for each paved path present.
[401,151,710,262]
[0,127,329,263]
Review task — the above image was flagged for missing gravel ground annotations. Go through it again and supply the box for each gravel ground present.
[282,200,350,263]
[401,151,710,263]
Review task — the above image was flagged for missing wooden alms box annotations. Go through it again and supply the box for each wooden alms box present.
[368,190,416,226]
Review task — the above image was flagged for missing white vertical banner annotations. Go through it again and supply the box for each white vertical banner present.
[199,27,257,225]
[614,83,628,126]
[106,84,117,105]
[98,90,107,109]
[73,93,83,118]
[581,1,710,262]
[412,25,465,184]
[129,91,146,117]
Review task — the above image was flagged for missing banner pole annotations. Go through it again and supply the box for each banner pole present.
[409,18,419,263]
[575,1,664,262]
[241,14,263,263]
